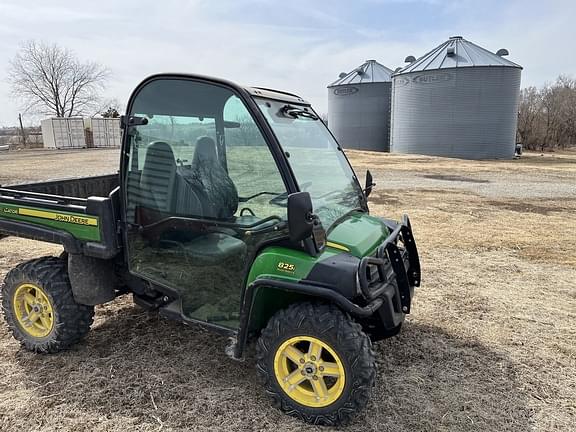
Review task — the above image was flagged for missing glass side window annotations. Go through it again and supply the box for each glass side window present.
[125,115,218,221]
[130,116,216,171]
[223,96,287,219]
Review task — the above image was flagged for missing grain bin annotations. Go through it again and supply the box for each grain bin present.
[328,60,393,151]
[391,36,522,159]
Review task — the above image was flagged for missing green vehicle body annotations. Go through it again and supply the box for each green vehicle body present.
[0,73,421,360]
[248,213,390,284]
[0,202,101,242]
[246,213,392,330]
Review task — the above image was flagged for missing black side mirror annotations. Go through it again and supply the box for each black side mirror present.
[364,170,376,197]
[287,192,315,242]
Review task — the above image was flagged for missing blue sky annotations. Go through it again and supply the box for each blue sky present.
[0,0,574,125]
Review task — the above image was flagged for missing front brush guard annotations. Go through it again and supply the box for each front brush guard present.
[358,214,421,313]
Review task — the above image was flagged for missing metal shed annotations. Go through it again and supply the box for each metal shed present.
[391,36,522,159]
[41,118,86,149]
[85,118,122,148]
[328,60,393,152]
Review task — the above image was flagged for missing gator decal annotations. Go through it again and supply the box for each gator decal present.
[0,203,100,242]
[17,208,98,226]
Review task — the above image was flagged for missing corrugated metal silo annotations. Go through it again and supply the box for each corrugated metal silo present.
[328,60,393,151]
[391,36,522,159]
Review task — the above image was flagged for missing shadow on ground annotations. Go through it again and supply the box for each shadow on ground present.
[13,304,531,431]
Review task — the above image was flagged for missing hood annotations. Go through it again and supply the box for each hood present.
[325,212,389,257]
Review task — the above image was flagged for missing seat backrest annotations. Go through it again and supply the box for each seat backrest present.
[190,136,238,219]
[140,141,177,212]
[192,136,219,168]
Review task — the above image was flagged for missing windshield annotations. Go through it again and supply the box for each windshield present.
[255,98,364,228]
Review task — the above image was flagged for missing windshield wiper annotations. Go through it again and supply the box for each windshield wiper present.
[279,105,318,121]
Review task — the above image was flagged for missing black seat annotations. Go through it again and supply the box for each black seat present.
[140,141,177,212]
[139,141,203,217]
[185,136,239,219]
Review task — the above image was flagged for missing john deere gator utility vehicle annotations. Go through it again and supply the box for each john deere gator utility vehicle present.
[0,74,420,425]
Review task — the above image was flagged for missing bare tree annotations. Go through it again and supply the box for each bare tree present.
[517,75,576,151]
[7,41,110,117]
[517,86,541,149]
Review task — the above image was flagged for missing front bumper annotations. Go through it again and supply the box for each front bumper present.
[358,214,421,326]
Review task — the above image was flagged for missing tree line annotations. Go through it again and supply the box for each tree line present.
[518,75,576,151]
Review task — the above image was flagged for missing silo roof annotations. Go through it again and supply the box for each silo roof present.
[395,36,522,75]
[329,59,394,86]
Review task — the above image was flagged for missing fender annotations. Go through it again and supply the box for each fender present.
[233,278,384,359]
[0,219,82,253]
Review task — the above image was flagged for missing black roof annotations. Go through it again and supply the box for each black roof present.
[132,73,309,106]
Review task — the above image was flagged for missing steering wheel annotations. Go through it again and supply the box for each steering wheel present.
[240,208,256,217]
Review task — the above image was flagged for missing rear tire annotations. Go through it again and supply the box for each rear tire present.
[256,302,376,426]
[1,256,94,353]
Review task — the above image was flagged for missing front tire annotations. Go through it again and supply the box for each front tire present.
[256,303,376,426]
[1,256,94,353]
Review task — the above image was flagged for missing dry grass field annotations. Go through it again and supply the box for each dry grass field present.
[0,148,575,432]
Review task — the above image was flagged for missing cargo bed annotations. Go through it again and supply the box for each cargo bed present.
[0,174,121,258]
[3,174,119,198]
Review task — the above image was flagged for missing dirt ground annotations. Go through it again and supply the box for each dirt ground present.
[0,148,574,432]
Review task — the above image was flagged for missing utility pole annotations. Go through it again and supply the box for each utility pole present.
[18,113,27,147]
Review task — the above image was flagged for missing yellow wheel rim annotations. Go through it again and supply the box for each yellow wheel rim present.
[273,336,346,408]
[12,283,54,338]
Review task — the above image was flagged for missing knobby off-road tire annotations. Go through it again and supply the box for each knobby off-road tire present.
[256,302,376,426]
[1,256,94,353]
